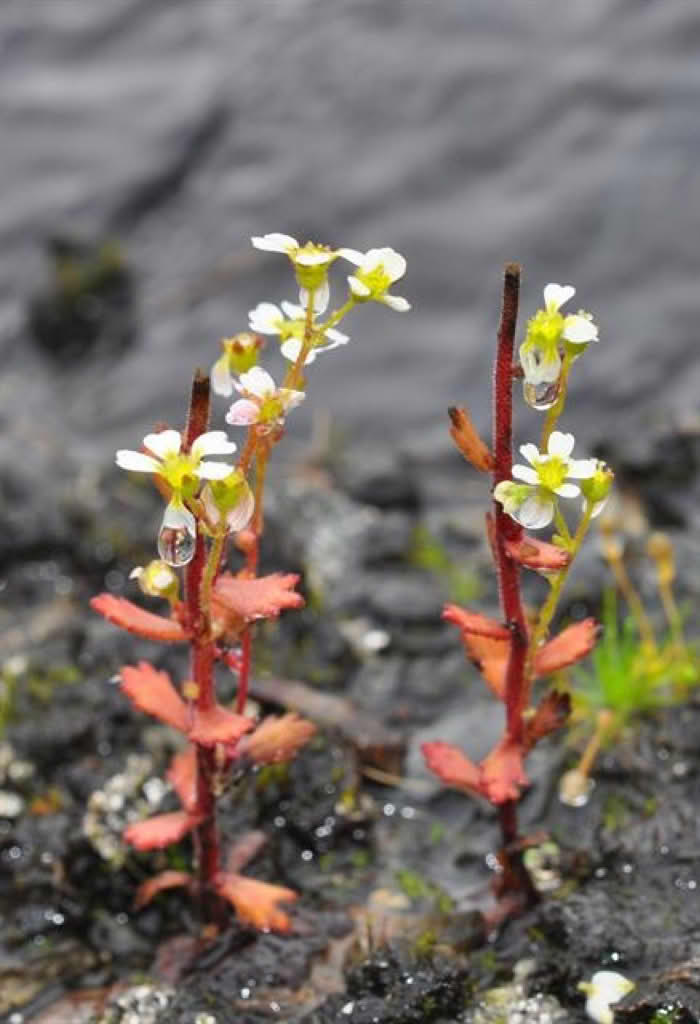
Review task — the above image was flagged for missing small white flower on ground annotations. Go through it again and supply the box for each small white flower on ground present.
[340,247,410,311]
[493,431,596,529]
[116,430,237,489]
[579,970,634,1024]
[520,282,599,386]
[225,366,305,432]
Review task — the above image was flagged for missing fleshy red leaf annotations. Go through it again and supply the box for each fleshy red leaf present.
[188,705,253,746]
[214,872,297,933]
[421,741,480,792]
[443,604,510,640]
[167,747,197,813]
[448,406,494,472]
[457,633,508,700]
[504,536,570,571]
[91,595,188,644]
[479,737,528,804]
[134,870,191,910]
[524,690,571,752]
[121,662,188,733]
[535,618,599,675]
[239,713,316,764]
[124,811,203,850]
[213,572,304,623]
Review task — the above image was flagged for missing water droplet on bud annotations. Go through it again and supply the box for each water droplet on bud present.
[523,378,560,410]
[158,525,195,567]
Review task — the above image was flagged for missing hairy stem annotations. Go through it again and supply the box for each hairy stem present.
[491,264,529,852]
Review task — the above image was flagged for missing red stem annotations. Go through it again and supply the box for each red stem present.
[491,264,529,843]
[182,373,224,918]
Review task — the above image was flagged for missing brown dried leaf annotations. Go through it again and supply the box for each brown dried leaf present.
[448,406,494,472]
[524,690,571,752]
[214,872,298,933]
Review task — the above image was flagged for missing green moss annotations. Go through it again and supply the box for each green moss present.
[395,868,453,913]
[409,526,482,604]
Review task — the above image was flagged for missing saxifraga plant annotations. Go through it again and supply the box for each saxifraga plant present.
[421,266,614,912]
[91,235,410,930]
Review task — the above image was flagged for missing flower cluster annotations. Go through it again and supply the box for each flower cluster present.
[520,283,598,389]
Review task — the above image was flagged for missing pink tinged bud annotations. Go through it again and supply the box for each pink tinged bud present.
[226,399,260,426]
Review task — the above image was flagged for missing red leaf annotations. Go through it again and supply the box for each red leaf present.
[121,662,188,733]
[442,604,510,640]
[535,618,599,675]
[456,633,509,699]
[240,713,316,764]
[188,705,253,746]
[504,536,570,571]
[421,741,480,792]
[214,872,297,933]
[524,690,571,752]
[134,870,191,910]
[91,595,188,644]
[124,811,203,850]
[213,572,304,623]
[479,737,528,804]
[167,747,197,813]
[448,406,494,472]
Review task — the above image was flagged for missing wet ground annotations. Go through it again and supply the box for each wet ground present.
[1,422,699,1023]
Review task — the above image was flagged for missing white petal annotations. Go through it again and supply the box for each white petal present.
[324,327,349,345]
[543,283,575,312]
[299,279,329,314]
[337,247,364,265]
[115,450,161,473]
[143,429,181,460]
[359,247,387,273]
[192,431,238,458]
[129,566,144,580]
[162,498,196,536]
[295,249,333,266]
[547,431,575,458]
[211,354,233,397]
[590,496,609,519]
[348,275,371,297]
[567,458,597,479]
[379,248,406,282]
[517,494,554,529]
[383,293,411,312]
[512,464,540,485]
[563,314,599,344]
[195,460,235,481]
[520,345,561,385]
[280,337,316,364]
[225,399,261,426]
[251,233,298,254]
[248,302,283,335]
[555,482,580,499]
[279,388,305,412]
[519,443,541,466]
[280,300,304,319]
[226,491,255,532]
[239,366,276,398]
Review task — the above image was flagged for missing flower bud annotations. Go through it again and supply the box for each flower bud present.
[579,460,614,518]
[129,560,179,600]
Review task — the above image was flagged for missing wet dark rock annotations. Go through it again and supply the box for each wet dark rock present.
[88,912,153,961]
[28,236,135,365]
[334,448,421,511]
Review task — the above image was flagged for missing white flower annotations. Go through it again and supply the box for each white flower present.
[251,235,338,312]
[129,560,179,599]
[340,247,410,311]
[116,429,237,486]
[211,332,264,397]
[248,300,349,365]
[579,970,634,1024]
[520,283,599,386]
[201,470,255,533]
[493,431,597,529]
[225,366,305,432]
